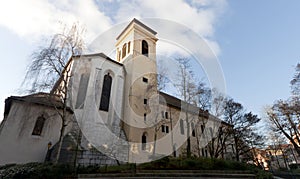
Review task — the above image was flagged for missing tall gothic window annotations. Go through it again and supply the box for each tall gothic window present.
[209,127,213,137]
[142,40,148,56]
[75,73,90,109]
[161,125,165,132]
[99,73,112,111]
[32,115,46,136]
[191,122,196,137]
[201,125,204,133]
[142,133,147,150]
[180,119,184,135]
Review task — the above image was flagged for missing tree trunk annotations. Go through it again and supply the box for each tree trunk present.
[234,136,240,162]
[55,78,68,164]
[186,115,191,158]
[55,119,66,163]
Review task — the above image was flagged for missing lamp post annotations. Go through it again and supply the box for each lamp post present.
[48,142,52,150]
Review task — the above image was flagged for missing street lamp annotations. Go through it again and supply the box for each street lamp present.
[48,142,52,150]
[45,142,52,162]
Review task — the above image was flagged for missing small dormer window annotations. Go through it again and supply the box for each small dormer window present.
[142,40,148,57]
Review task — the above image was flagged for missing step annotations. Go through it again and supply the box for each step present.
[78,170,256,179]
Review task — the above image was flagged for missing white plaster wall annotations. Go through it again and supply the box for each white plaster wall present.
[71,55,125,151]
[72,56,124,125]
[0,101,72,165]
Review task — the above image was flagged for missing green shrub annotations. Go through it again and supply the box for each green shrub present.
[0,157,273,178]
[0,163,75,179]
[98,163,134,173]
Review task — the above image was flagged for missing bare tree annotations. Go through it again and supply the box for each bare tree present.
[205,123,233,159]
[266,63,300,157]
[196,82,212,111]
[23,23,85,163]
[148,67,170,156]
[210,88,226,118]
[266,132,290,170]
[157,65,170,92]
[194,85,233,159]
[175,57,198,157]
[291,63,300,96]
[266,98,300,156]
[223,98,262,161]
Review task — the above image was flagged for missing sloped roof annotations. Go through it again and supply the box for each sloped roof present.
[159,91,207,116]
[116,18,157,40]
[73,52,123,66]
[159,91,231,126]
[4,92,73,116]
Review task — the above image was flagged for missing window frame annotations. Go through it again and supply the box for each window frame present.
[165,112,168,119]
[166,126,169,133]
[161,125,165,132]
[142,40,149,56]
[122,44,126,58]
[32,115,46,136]
[180,119,184,135]
[142,133,147,150]
[142,77,148,83]
[99,73,113,111]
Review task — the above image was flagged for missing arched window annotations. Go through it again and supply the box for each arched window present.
[118,50,121,61]
[32,115,46,136]
[209,127,213,137]
[142,40,148,56]
[99,73,112,111]
[191,122,196,137]
[122,44,126,58]
[180,119,184,135]
[201,125,204,133]
[142,133,147,150]
[127,41,131,53]
[75,73,90,109]
[173,144,177,157]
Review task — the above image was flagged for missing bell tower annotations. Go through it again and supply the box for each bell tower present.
[115,18,158,63]
[116,19,159,162]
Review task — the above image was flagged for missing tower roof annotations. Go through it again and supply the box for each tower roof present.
[116,18,157,40]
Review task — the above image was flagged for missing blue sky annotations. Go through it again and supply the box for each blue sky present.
[215,0,300,116]
[0,0,299,120]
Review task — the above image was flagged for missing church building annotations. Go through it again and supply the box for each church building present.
[0,19,233,166]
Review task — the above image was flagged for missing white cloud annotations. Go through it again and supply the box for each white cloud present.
[0,0,112,42]
[113,0,227,56]
[0,0,227,55]
[114,0,227,37]
[0,0,227,122]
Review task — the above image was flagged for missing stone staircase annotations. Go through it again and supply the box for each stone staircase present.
[78,170,256,178]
